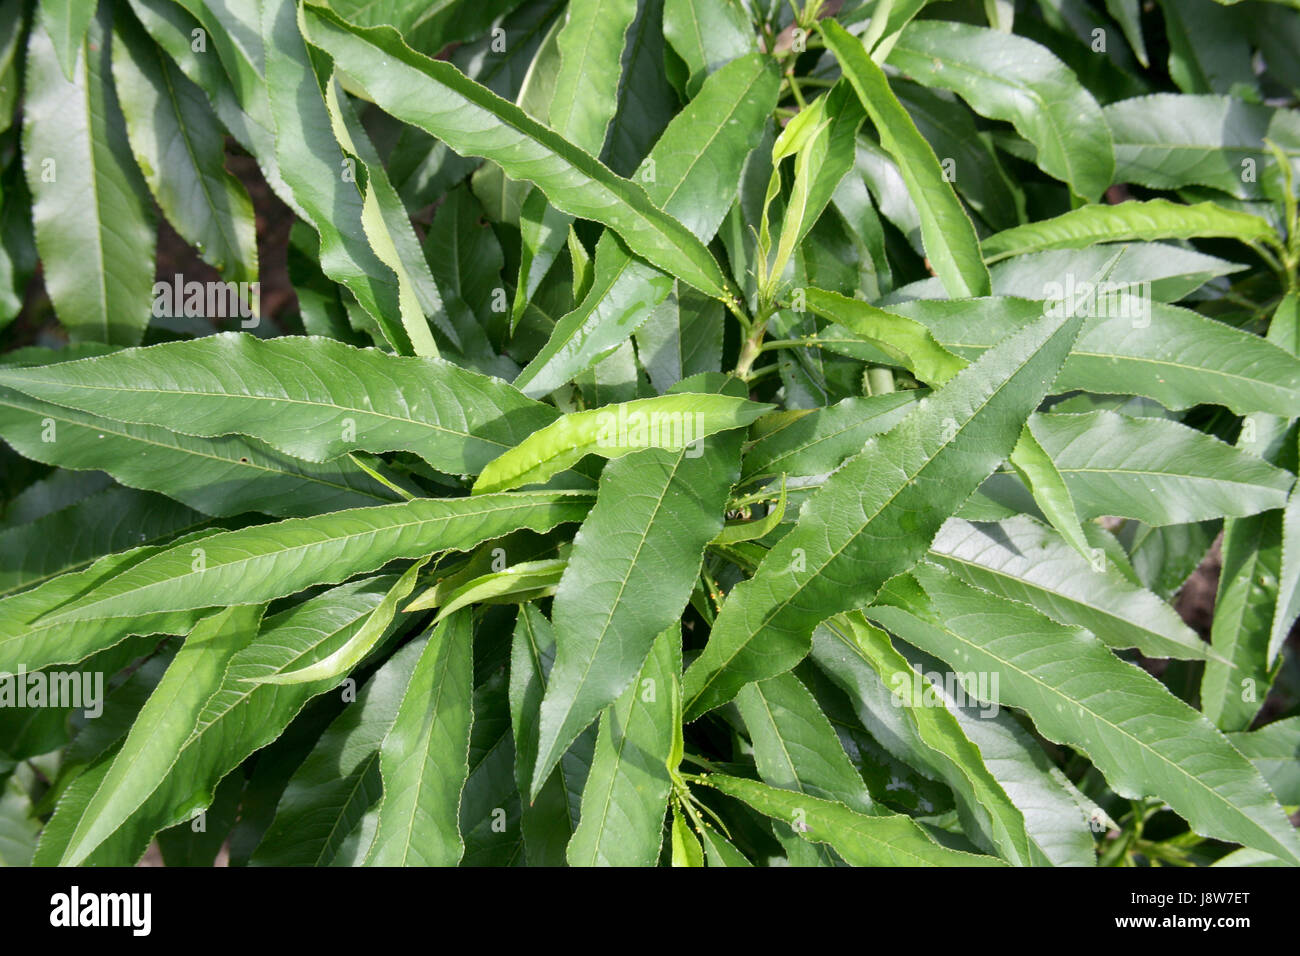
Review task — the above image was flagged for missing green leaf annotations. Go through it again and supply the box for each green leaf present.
[0,485,209,598]
[260,0,426,355]
[250,635,428,866]
[695,773,1005,866]
[982,199,1280,264]
[740,392,923,482]
[868,563,1300,866]
[736,669,875,815]
[1028,410,1295,525]
[0,394,404,520]
[567,624,680,865]
[1104,94,1300,200]
[1007,423,1091,559]
[662,0,755,97]
[803,287,967,386]
[812,616,1058,866]
[886,19,1114,201]
[472,393,768,495]
[0,333,558,474]
[300,3,738,306]
[683,299,1084,720]
[24,7,157,345]
[58,605,263,866]
[508,603,596,864]
[111,12,258,284]
[929,515,1211,661]
[30,491,592,628]
[820,20,991,299]
[531,382,746,795]
[55,578,407,865]
[513,53,780,397]
[1228,718,1300,807]
[427,558,567,620]
[364,609,474,866]
[670,802,704,866]
[895,296,1300,418]
[38,0,96,82]
[0,529,226,673]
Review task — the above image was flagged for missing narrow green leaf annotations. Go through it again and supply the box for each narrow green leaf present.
[736,669,875,815]
[929,515,1211,661]
[473,393,768,495]
[1029,410,1294,525]
[111,12,258,284]
[250,558,428,686]
[250,635,428,866]
[821,20,990,299]
[0,333,558,474]
[531,382,747,795]
[683,300,1083,719]
[38,0,96,82]
[1105,94,1300,200]
[364,610,474,866]
[300,3,738,306]
[58,605,263,866]
[662,0,755,96]
[803,287,966,386]
[32,491,592,627]
[513,53,780,397]
[567,624,680,866]
[982,199,1280,264]
[868,563,1300,866]
[24,8,157,345]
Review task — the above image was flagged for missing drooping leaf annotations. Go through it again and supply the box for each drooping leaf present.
[300,3,739,306]
[24,7,157,345]
[364,609,474,866]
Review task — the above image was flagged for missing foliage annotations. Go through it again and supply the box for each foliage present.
[1,0,1299,867]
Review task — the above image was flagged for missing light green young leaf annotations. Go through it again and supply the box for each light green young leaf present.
[473,393,768,495]
[250,558,428,686]
[982,199,1280,264]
